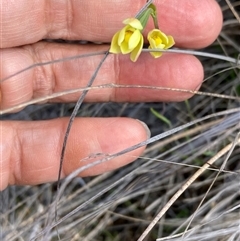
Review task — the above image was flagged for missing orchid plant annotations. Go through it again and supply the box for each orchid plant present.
[109,3,175,62]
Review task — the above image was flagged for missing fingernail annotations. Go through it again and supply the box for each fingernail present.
[136,120,151,138]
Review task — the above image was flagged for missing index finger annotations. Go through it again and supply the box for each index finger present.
[1,0,222,48]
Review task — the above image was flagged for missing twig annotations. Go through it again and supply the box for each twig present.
[137,136,240,241]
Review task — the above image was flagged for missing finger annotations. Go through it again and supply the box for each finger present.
[1,0,222,48]
[0,118,150,190]
[0,42,203,110]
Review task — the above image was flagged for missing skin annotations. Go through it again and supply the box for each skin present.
[0,0,223,190]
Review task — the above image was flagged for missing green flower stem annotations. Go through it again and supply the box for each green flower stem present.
[148,3,159,29]
[137,3,159,31]
[152,14,159,29]
[135,0,154,18]
[137,8,153,30]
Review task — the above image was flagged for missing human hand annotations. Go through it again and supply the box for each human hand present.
[0,0,222,190]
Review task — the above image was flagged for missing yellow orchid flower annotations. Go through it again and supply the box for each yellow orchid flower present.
[110,18,144,62]
[147,29,175,58]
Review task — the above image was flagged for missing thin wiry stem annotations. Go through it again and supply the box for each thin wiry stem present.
[135,0,154,18]
[1,83,240,115]
[55,51,109,220]
[0,51,107,84]
[142,48,240,65]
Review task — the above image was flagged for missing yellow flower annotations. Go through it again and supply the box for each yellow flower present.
[110,18,144,62]
[147,29,175,58]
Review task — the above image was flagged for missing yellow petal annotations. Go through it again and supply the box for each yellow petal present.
[118,26,128,46]
[149,46,163,58]
[109,18,145,61]
[109,31,121,53]
[147,29,175,58]
[120,41,132,54]
[156,31,168,44]
[165,35,175,49]
[148,29,168,46]
[130,35,144,62]
[128,30,141,50]
[123,18,143,30]
[148,36,157,49]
